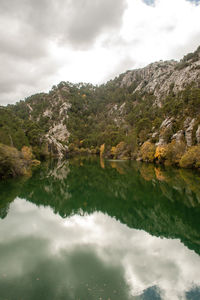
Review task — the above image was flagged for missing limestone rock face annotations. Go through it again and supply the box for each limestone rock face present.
[120,51,200,105]
[185,118,195,147]
[152,132,158,139]
[183,117,192,129]
[157,117,174,145]
[171,130,184,143]
[46,136,67,158]
[48,123,70,142]
[160,117,174,129]
[196,125,200,144]
[45,121,70,157]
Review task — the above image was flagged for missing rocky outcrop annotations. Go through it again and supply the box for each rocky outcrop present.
[157,117,174,145]
[45,136,68,158]
[120,48,200,105]
[171,130,184,143]
[48,123,70,142]
[5,46,200,163]
[185,118,196,147]
[160,117,174,129]
[196,125,200,144]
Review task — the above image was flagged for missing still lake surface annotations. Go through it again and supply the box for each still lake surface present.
[0,157,200,300]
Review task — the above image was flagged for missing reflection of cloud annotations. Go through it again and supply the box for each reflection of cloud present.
[0,238,130,300]
[0,198,200,299]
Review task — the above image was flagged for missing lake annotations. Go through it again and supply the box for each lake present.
[0,157,200,300]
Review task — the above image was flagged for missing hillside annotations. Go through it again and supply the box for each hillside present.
[1,46,200,173]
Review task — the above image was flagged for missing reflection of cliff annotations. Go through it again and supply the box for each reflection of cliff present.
[19,158,200,254]
[20,160,72,216]
[2,158,200,255]
[0,236,131,300]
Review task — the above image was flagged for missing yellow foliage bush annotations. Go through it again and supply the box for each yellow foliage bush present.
[179,146,200,168]
[110,143,126,158]
[111,146,117,157]
[31,159,41,166]
[21,146,33,160]
[154,145,168,162]
[113,142,129,160]
[115,142,126,153]
[140,141,155,162]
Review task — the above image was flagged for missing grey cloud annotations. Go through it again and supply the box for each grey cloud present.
[0,52,61,105]
[0,0,59,60]
[65,0,127,49]
[0,0,127,104]
[0,57,58,92]
[0,0,127,49]
[0,29,48,61]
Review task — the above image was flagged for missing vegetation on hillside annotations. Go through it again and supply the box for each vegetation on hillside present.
[0,143,40,179]
[1,47,200,176]
[1,81,200,172]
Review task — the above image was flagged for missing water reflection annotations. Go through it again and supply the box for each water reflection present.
[0,157,200,299]
[0,199,200,300]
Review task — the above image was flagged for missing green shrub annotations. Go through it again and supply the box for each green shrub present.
[165,141,186,166]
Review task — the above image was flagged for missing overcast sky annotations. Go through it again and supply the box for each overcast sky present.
[0,0,200,105]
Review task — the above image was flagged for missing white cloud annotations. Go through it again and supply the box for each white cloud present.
[0,0,200,105]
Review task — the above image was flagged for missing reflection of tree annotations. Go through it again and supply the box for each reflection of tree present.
[0,177,26,219]
[110,161,126,174]
[139,162,200,206]
[1,157,200,255]
[139,163,156,181]
[0,204,9,219]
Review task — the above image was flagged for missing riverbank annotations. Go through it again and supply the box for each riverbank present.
[67,140,200,170]
[1,138,200,180]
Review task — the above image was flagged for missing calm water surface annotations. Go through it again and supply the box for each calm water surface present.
[0,157,200,300]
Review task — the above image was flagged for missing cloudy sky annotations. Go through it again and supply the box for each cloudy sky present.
[1,0,200,105]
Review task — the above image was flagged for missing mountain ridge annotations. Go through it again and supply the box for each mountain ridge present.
[1,46,200,176]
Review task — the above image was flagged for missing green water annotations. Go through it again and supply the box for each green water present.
[0,157,200,300]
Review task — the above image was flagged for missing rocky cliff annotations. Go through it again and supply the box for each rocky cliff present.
[1,46,200,168]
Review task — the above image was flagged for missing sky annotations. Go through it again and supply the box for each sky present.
[0,0,200,105]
